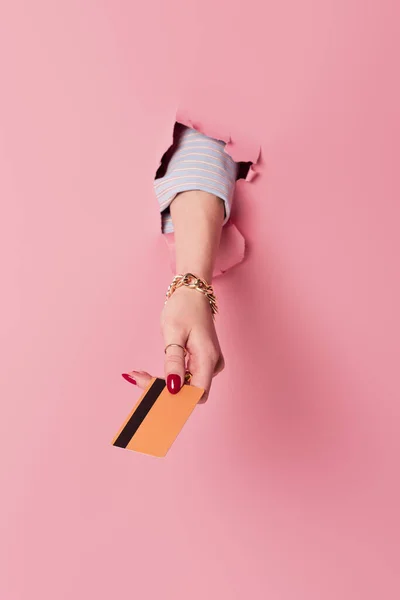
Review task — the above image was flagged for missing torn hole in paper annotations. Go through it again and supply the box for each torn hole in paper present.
[154,116,261,276]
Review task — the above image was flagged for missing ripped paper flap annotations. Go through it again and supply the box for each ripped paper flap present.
[164,222,245,277]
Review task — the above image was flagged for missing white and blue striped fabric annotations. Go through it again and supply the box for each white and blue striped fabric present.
[154,125,238,233]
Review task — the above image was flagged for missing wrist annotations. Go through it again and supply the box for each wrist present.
[175,266,213,283]
[165,273,218,318]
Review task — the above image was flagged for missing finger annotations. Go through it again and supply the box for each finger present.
[121,370,153,389]
[187,350,225,403]
[214,353,225,376]
[164,342,187,394]
[187,354,215,404]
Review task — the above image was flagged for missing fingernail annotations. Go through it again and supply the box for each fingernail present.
[167,374,181,394]
[122,373,136,385]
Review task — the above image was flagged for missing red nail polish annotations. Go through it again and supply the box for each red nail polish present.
[122,373,136,385]
[167,374,181,394]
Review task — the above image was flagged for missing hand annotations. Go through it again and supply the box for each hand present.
[122,286,225,402]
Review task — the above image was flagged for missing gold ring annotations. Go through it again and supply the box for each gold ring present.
[164,343,187,357]
[185,371,193,383]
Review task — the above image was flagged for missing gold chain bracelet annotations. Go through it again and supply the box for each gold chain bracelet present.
[165,273,218,318]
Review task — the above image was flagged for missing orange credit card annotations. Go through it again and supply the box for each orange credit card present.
[112,377,204,457]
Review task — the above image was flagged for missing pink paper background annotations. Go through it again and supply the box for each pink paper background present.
[1,1,399,599]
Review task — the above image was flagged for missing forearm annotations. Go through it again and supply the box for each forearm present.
[170,190,224,283]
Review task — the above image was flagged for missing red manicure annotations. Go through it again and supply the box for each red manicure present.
[167,374,181,394]
[122,373,136,385]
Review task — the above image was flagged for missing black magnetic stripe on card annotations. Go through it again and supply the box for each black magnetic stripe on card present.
[113,378,166,448]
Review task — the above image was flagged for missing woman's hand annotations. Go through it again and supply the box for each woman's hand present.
[122,285,224,402]
[122,189,226,402]
[162,284,224,401]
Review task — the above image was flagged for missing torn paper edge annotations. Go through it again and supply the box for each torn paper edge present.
[176,108,261,182]
[164,221,246,278]
[156,110,261,276]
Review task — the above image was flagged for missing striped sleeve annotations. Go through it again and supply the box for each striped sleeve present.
[154,125,238,234]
